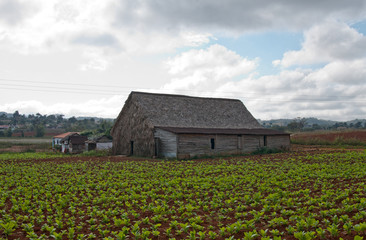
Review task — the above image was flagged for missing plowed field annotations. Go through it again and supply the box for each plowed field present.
[291,131,366,143]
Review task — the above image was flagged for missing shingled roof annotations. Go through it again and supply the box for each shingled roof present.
[115,91,262,129]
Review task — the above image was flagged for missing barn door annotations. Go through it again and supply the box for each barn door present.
[237,135,242,151]
[154,137,160,157]
[130,141,134,155]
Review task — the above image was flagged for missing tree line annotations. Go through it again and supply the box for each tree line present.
[0,111,114,138]
[265,117,366,132]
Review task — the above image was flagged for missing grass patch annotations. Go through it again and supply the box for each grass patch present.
[0,152,65,161]
[251,146,285,155]
[77,149,111,157]
[0,138,51,152]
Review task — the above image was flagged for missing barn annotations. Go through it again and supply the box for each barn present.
[111,91,290,158]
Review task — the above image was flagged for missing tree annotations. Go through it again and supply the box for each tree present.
[355,122,362,129]
[68,116,77,124]
[56,114,64,124]
[312,123,322,130]
[35,124,45,137]
[5,128,12,137]
[287,117,307,132]
[12,110,20,125]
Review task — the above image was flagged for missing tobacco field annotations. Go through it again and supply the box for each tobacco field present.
[0,151,366,239]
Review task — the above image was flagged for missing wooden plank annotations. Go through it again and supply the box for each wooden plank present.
[242,135,261,152]
[267,135,290,150]
[154,129,177,158]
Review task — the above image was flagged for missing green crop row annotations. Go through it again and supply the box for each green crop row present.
[0,151,366,239]
[0,152,65,161]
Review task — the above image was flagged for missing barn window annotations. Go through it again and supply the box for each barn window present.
[237,135,242,149]
[264,136,267,147]
[210,138,215,149]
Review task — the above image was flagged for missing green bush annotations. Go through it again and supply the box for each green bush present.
[78,149,110,157]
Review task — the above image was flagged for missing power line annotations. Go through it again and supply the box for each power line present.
[0,77,365,102]
[2,77,365,98]
[1,86,366,103]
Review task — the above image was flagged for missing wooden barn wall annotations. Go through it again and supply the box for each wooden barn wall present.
[176,134,239,159]
[266,135,290,149]
[70,144,85,154]
[242,135,261,152]
[111,101,154,157]
[154,129,177,158]
[175,134,289,158]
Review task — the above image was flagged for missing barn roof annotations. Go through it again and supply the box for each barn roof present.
[53,132,79,139]
[114,91,262,130]
[156,126,289,136]
[60,134,87,144]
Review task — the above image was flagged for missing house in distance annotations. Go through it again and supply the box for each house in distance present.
[52,132,79,150]
[111,91,290,159]
[58,133,87,154]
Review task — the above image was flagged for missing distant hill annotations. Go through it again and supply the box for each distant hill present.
[258,117,366,128]
[76,117,114,122]
[0,112,13,118]
[0,112,115,121]
[1,111,364,127]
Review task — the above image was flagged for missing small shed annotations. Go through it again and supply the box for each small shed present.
[52,132,79,150]
[85,136,113,151]
[60,133,87,154]
[111,91,290,158]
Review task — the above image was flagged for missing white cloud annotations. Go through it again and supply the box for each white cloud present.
[276,21,366,67]
[0,95,125,118]
[113,0,366,33]
[163,44,258,90]
[2,1,365,63]
[79,48,110,71]
[161,44,366,121]
[0,0,215,71]
[310,59,366,85]
[1,1,366,121]
[0,2,210,53]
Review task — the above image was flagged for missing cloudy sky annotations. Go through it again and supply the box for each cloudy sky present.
[1,0,366,121]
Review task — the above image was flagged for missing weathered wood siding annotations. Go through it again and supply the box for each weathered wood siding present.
[266,135,290,150]
[111,100,154,156]
[177,134,239,158]
[154,129,177,158]
[174,134,289,158]
[96,142,113,150]
[242,135,261,152]
[69,144,85,154]
[241,135,290,152]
